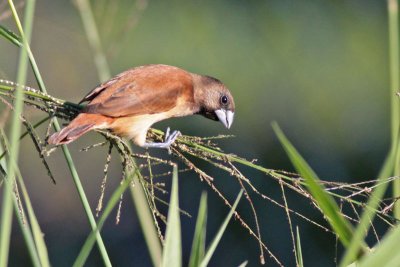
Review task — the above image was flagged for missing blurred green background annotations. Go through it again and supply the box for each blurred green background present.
[0,0,391,266]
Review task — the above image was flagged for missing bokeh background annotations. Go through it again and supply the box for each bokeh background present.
[0,0,391,266]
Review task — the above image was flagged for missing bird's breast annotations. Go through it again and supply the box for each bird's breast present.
[109,102,195,146]
[110,114,166,146]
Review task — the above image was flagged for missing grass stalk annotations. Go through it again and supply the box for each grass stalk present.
[295,227,304,267]
[340,145,395,266]
[73,170,136,267]
[200,190,243,267]
[130,180,162,266]
[75,0,111,82]
[339,1,400,264]
[388,0,400,219]
[189,192,207,267]
[0,144,42,267]
[0,129,49,267]
[0,1,34,266]
[273,123,354,248]
[389,0,400,143]
[161,165,182,267]
[73,1,163,264]
[3,2,112,265]
[62,147,112,266]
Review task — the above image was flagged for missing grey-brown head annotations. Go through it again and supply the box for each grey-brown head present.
[193,75,235,129]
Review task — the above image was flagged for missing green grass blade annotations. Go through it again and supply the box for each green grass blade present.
[0,1,34,266]
[341,0,400,263]
[161,165,182,267]
[17,172,50,267]
[272,122,354,248]
[2,2,112,265]
[389,0,400,142]
[388,0,400,221]
[340,146,395,267]
[73,171,135,267]
[296,226,304,267]
[62,146,112,267]
[74,2,163,265]
[75,0,110,82]
[0,25,22,46]
[0,131,42,267]
[3,127,51,267]
[189,192,208,267]
[130,180,162,266]
[394,141,400,216]
[358,224,400,267]
[200,190,244,267]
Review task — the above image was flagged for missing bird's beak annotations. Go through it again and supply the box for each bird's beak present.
[215,109,234,129]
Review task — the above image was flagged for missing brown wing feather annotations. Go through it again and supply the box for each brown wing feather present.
[82,65,194,118]
[79,70,131,104]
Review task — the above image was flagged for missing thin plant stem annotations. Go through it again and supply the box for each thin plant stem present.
[0,1,33,266]
[0,142,42,267]
[0,129,48,267]
[73,1,162,264]
[73,170,136,267]
[75,0,111,82]
[388,0,400,219]
[130,180,163,266]
[4,2,112,265]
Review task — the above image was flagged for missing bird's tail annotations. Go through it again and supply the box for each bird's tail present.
[48,113,111,145]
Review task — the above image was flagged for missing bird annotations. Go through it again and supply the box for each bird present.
[48,64,235,149]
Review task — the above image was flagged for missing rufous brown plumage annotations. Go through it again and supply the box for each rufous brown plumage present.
[48,64,235,149]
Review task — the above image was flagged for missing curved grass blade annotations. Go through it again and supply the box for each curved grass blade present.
[0,2,112,265]
[2,129,51,266]
[0,131,42,267]
[74,2,163,266]
[189,192,207,267]
[73,170,136,267]
[355,16,400,254]
[75,0,110,82]
[358,224,400,267]
[15,167,50,267]
[272,122,354,248]
[130,178,163,267]
[0,0,33,266]
[161,165,182,267]
[340,145,396,267]
[296,226,304,267]
[0,25,22,47]
[387,0,400,221]
[200,189,243,267]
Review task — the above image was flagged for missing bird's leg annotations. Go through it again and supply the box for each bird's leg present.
[164,127,171,142]
[143,127,181,152]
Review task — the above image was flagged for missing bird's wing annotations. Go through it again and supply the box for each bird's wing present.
[82,66,194,117]
[79,70,130,104]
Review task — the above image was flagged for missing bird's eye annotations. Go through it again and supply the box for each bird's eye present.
[220,95,228,105]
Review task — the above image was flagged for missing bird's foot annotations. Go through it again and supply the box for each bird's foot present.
[143,127,181,153]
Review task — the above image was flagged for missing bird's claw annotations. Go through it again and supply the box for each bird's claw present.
[164,128,181,154]
[143,127,181,153]
[164,127,171,142]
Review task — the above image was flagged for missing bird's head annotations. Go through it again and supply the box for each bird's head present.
[195,75,235,129]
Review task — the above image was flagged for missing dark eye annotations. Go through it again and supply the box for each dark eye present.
[220,95,228,105]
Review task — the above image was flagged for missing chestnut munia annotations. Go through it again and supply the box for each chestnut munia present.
[48,64,235,149]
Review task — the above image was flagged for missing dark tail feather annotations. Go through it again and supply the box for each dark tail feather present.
[48,123,95,145]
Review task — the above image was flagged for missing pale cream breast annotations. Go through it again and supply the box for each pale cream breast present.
[109,105,193,146]
[110,114,165,146]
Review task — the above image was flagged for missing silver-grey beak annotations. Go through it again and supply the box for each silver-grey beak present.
[215,109,234,129]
